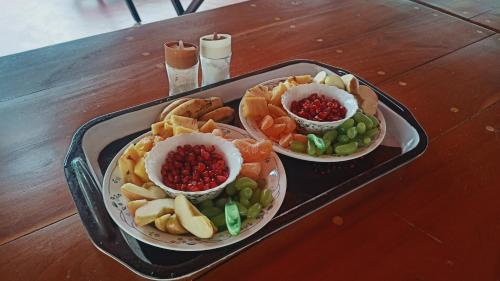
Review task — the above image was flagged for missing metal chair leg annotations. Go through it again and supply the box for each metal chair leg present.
[185,0,204,14]
[124,0,141,23]
[170,0,185,16]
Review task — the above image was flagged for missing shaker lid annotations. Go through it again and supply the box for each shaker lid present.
[200,33,231,59]
[164,40,199,69]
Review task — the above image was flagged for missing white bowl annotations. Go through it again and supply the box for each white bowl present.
[281,83,358,133]
[145,133,243,203]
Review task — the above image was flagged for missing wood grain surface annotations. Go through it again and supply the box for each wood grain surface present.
[0,0,499,280]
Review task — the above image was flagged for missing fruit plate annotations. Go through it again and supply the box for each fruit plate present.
[64,60,427,280]
[240,77,387,162]
[102,124,287,251]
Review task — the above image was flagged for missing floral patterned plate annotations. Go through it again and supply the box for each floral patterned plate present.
[102,123,287,251]
[239,77,386,163]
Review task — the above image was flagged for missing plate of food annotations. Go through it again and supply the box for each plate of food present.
[239,71,386,162]
[102,98,286,251]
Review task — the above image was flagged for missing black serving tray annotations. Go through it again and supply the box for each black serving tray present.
[64,60,427,280]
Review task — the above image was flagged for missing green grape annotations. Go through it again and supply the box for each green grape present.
[290,140,307,153]
[225,182,237,196]
[337,134,350,144]
[347,127,357,139]
[322,130,337,146]
[356,122,366,134]
[247,203,262,219]
[326,145,334,154]
[235,202,248,217]
[239,187,253,199]
[215,197,228,209]
[201,206,222,218]
[239,197,251,208]
[198,199,214,209]
[250,188,262,205]
[234,177,257,191]
[340,118,355,130]
[363,137,371,146]
[211,213,227,229]
[369,115,379,128]
[259,189,273,208]
[353,111,374,129]
[365,128,380,138]
[334,142,358,155]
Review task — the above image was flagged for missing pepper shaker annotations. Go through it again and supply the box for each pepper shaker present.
[164,40,199,96]
[199,33,231,86]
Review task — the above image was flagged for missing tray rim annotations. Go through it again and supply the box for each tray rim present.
[63,59,428,280]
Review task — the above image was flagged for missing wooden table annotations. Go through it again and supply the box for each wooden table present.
[0,0,499,280]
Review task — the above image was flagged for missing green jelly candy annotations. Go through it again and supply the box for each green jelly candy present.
[365,128,380,138]
[290,140,307,153]
[337,134,350,144]
[234,177,257,191]
[347,127,357,139]
[201,206,222,218]
[199,199,214,209]
[340,118,355,130]
[354,112,374,129]
[212,213,227,229]
[239,187,253,199]
[247,203,262,219]
[307,139,317,156]
[259,188,273,208]
[225,181,237,196]
[225,201,241,236]
[334,142,358,155]
[322,130,338,146]
[215,197,228,209]
[307,134,326,154]
[369,115,379,128]
[235,202,248,217]
[356,122,366,134]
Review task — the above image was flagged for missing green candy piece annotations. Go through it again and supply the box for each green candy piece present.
[356,122,366,134]
[225,201,241,236]
[234,177,257,191]
[347,127,357,139]
[334,142,358,155]
[340,118,355,130]
[365,128,380,138]
[307,139,317,156]
[307,134,326,154]
[201,206,222,218]
[322,130,338,146]
[354,112,374,129]
[290,140,307,153]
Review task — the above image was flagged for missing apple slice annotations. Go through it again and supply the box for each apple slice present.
[154,214,170,232]
[121,183,167,201]
[341,74,359,94]
[127,199,148,216]
[357,85,379,116]
[135,198,175,226]
[174,195,216,238]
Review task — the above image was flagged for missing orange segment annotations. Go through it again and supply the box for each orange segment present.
[259,115,274,131]
[239,162,262,180]
[233,139,273,163]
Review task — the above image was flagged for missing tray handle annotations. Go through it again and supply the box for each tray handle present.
[71,157,115,239]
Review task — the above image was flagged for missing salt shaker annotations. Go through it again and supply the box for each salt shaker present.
[164,40,199,96]
[199,33,231,86]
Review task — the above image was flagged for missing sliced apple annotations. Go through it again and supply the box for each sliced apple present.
[174,195,215,238]
[165,214,188,235]
[199,119,217,133]
[133,157,150,183]
[357,85,379,116]
[121,183,167,201]
[135,198,175,226]
[313,71,327,84]
[127,199,148,216]
[154,213,170,232]
[324,74,345,90]
[118,155,143,186]
[341,74,359,94]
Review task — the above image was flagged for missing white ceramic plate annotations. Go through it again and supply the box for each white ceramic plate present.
[239,78,387,162]
[102,123,287,251]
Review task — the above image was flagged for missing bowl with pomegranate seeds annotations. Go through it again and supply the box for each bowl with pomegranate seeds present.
[281,83,358,133]
[145,133,242,203]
